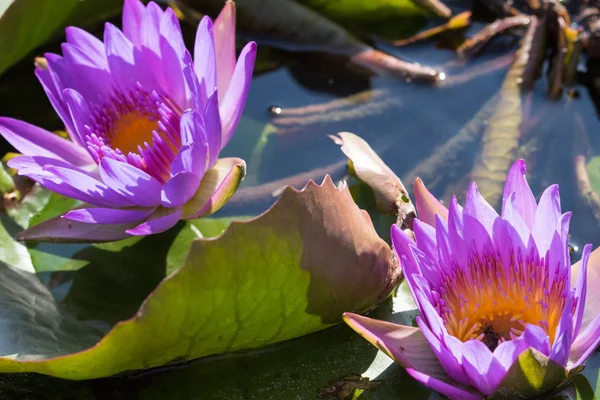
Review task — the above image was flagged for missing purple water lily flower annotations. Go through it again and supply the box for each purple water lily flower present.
[344,160,600,399]
[0,0,256,242]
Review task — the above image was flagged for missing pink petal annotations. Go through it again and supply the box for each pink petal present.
[342,312,448,378]
[219,41,256,148]
[413,177,448,227]
[213,0,236,102]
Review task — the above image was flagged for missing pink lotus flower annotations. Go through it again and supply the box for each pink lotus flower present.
[0,0,256,242]
[345,160,600,399]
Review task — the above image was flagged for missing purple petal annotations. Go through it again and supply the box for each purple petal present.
[181,157,246,219]
[104,23,137,89]
[410,248,443,292]
[40,165,132,208]
[61,43,112,101]
[573,246,600,334]
[204,92,222,168]
[406,369,482,400]
[492,217,527,276]
[546,230,568,290]
[413,218,438,263]
[462,211,493,259]
[126,207,182,236]
[464,182,498,236]
[417,317,470,385]
[8,155,88,176]
[0,117,92,167]
[18,215,137,243]
[447,196,468,267]
[99,158,162,207]
[502,192,531,246]
[532,185,561,256]
[193,16,217,108]
[413,177,448,227]
[64,207,155,224]
[342,313,449,378]
[411,276,446,338]
[161,171,202,207]
[62,88,93,145]
[219,41,256,148]
[158,9,188,107]
[559,213,572,270]
[391,224,416,263]
[183,54,204,110]
[180,109,207,147]
[213,1,236,102]
[435,215,453,271]
[35,67,77,141]
[502,159,536,230]
[122,0,145,46]
[461,339,504,395]
[573,244,592,338]
[494,324,550,370]
[572,245,590,339]
[159,8,185,59]
[569,312,600,368]
[64,27,108,68]
[140,2,163,54]
[170,142,208,179]
[549,292,573,366]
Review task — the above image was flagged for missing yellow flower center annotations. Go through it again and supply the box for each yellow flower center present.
[439,251,566,350]
[110,112,161,155]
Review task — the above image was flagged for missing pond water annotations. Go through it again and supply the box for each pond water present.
[1,0,600,398]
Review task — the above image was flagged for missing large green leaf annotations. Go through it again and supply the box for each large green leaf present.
[0,0,122,77]
[0,177,398,379]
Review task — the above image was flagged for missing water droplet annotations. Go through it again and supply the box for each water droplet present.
[268,105,282,115]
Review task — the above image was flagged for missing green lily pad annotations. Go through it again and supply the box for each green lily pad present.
[0,177,398,379]
[0,0,123,77]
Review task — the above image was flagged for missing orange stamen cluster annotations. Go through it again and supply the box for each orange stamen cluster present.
[435,245,568,348]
